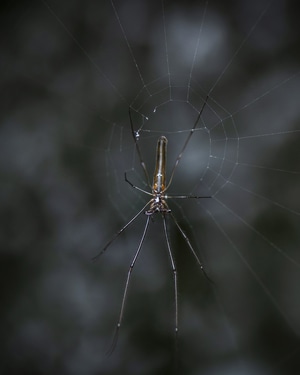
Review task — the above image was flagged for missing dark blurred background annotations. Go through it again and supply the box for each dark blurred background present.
[1,0,300,374]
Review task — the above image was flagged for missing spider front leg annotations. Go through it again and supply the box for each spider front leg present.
[162,213,179,362]
[107,215,151,356]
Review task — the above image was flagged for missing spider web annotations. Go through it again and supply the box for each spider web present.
[101,3,300,373]
[1,0,300,374]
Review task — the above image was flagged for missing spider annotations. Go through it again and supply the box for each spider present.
[93,102,212,354]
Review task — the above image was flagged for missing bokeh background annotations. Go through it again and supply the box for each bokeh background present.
[1,0,300,374]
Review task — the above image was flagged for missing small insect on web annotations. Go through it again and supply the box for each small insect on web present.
[93,99,213,355]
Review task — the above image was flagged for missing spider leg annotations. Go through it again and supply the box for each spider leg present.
[162,214,179,350]
[129,106,152,188]
[106,215,151,356]
[166,94,209,190]
[125,172,153,196]
[170,212,214,285]
[166,194,211,199]
[92,201,150,261]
